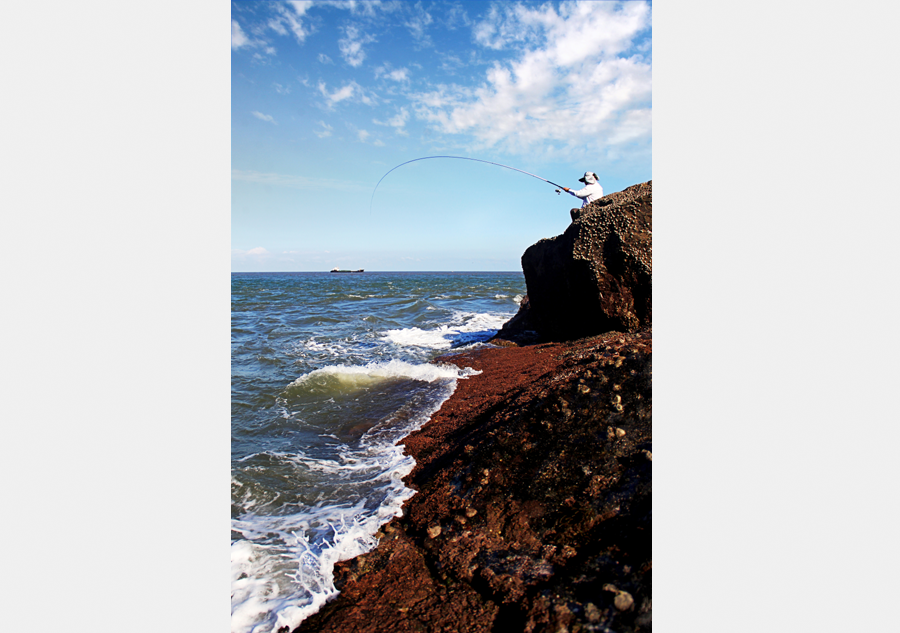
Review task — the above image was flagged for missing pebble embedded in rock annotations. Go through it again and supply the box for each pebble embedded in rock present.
[465,507,478,518]
[585,602,601,623]
[614,591,634,611]
[615,428,626,437]
[427,525,442,539]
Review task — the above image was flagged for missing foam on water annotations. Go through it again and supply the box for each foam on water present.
[231,360,479,633]
[382,311,510,350]
[288,359,476,389]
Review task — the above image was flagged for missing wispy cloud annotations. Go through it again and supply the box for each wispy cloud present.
[338,25,376,67]
[319,0,392,18]
[267,18,287,36]
[318,81,355,106]
[405,2,434,47]
[232,20,250,49]
[315,121,333,138]
[317,80,376,108]
[273,83,291,95]
[233,18,276,54]
[271,1,315,44]
[410,0,651,156]
[375,64,409,82]
[251,111,277,125]
[318,53,334,64]
[441,2,471,30]
[357,129,371,142]
[373,107,410,135]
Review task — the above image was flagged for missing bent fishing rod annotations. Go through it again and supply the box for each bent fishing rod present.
[369,155,576,213]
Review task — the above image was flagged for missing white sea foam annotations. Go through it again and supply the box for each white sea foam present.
[231,359,479,633]
[287,337,349,360]
[286,359,477,392]
[382,311,510,350]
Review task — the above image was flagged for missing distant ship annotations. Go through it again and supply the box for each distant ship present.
[330,268,365,273]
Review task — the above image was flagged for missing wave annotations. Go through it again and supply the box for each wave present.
[382,311,510,350]
[231,360,479,633]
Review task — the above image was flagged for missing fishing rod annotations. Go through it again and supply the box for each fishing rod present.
[369,155,575,213]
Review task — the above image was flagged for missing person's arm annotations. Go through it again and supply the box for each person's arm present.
[564,186,588,199]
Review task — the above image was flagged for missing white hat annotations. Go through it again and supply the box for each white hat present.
[578,171,598,184]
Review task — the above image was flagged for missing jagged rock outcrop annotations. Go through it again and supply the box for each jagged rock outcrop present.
[512,181,652,342]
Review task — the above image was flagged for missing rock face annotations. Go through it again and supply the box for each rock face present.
[516,181,652,342]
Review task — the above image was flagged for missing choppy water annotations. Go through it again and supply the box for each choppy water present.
[231,272,525,633]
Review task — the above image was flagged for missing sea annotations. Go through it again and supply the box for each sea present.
[231,271,526,633]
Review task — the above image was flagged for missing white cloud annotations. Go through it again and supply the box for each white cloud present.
[246,247,269,256]
[373,107,410,135]
[442,3,471,30]
[410,0,651,156]
[267,18,287,36]
[405,2,434,46]
[272,1,314,44]
[233,18,275,54]
[318,81,355,106]
[319,0,392,17]
[315,121,333,138]
[318,53,333,64]
[338,25,376,67]
[357,129,370,142]
[232,20,250,49]
[274,83,290,95]
[251,111,277,124]
[438,55,464,74]
[317,80,377,108]
[375,64,409,82]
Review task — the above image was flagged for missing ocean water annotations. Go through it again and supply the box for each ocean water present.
[231,271,526,633]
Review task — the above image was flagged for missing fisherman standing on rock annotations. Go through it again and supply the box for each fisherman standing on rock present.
[563,172,603,207]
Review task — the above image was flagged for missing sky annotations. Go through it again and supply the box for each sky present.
[232,0,651,271]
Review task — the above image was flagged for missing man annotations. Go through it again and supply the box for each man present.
[563,172,603,207]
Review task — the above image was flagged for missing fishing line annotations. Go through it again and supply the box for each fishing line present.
[369,155,573,213]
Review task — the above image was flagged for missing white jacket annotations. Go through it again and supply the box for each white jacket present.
[571,183,604,207]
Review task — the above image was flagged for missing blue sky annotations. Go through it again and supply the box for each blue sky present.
[232,0,651,271]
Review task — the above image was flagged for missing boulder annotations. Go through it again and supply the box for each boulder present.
[516,181,652,341]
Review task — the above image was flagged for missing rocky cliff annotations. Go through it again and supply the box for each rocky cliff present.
[498,181,652,343]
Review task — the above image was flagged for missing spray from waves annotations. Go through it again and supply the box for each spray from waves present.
[231,360,480,633]
[382,311,510,350]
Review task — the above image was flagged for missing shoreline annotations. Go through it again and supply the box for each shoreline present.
[296,329,652,632]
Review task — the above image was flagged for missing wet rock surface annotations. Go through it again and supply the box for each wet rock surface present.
[514,181,652,342]
[295,329,652,633]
